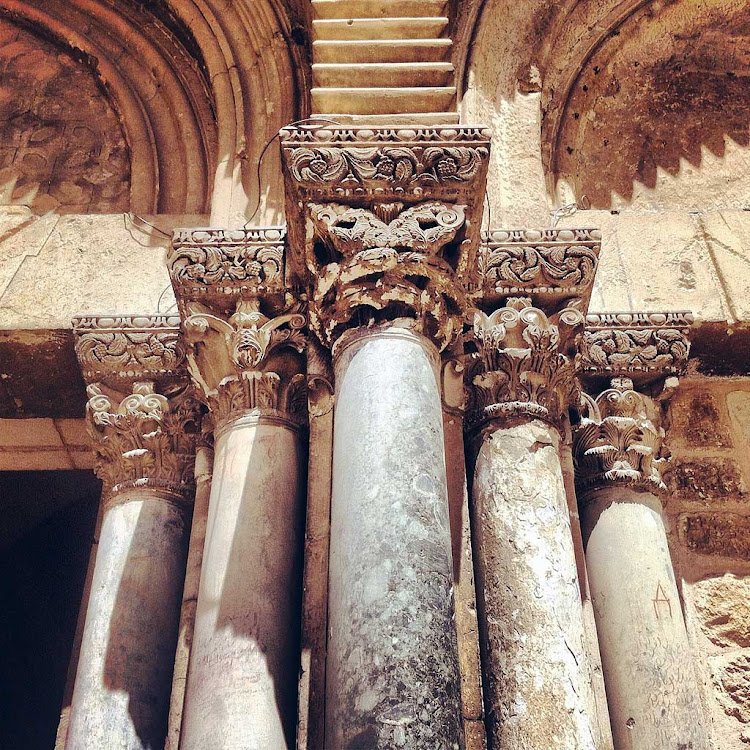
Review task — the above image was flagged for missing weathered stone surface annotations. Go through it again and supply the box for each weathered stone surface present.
[325,326,463,749]
[670,391,733,449]
[665,458,747,504]
[693,575,750,649]
[727,391,750,449]
[471,420,598,750]
[714,655,750,725]
[681,513,750,559]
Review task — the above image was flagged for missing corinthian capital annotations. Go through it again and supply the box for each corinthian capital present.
[280,124,491,350]
[573,378,667,496]
[465,298,584,430]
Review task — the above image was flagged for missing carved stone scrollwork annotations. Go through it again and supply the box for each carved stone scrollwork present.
[182,296,307,428]
[573,377,668,496]
[465,298,585,430]
[582,312,693,380]
[475,228,601,305]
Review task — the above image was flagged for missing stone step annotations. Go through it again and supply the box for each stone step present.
[311,0,449,19]
[312,111,460,125]
[313,61,454,88]
[312,17,449,41]
[313,38,452,63]
[311,86,456,115]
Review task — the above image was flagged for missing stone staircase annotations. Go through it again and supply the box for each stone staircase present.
[310,0,459,124]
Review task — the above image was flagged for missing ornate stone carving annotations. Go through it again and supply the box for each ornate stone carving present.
[475,228,600,304]
[573,377,667,496]
[582,312,693,380]
[182,297,307,427]
[86,380,200,499]
[465,298,584,430]
[308,200,467,350]
[168,227,286,310]
[281,125,491,349]
[73,315,185,385]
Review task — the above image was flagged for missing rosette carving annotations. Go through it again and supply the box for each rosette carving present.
[308,201,467,350]
[86,381,200,499]
[465,298,584,430]
[573,378,667,496]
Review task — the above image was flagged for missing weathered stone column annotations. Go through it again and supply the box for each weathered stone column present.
[465,299,599,749]
[281,124,492,748]
[575,313,710,750]
[168,227,307,750]
[67,316,199,750]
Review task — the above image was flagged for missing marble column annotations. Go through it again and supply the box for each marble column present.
[325,323,463,749]
[466,300,600,750]
[574,378,710,750]
[66,380,199,750]
[176,298,308,750]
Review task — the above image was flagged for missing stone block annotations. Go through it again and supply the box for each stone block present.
[669,391,733,448]
[0,417,64,447]
[681,513,750,559]
[713,655,750,726]
[692,574,750,649]
[727,391,750,450]
[665,458,746,504]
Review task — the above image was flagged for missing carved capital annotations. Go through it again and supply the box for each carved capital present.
[582,312,693,383]
[465,298,585,430]
[574,378,667,496]
[86,381,200,500]
[281,125,491,349]
[182,297,307,428]
[474,227,601,309]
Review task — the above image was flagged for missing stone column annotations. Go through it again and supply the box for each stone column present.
[171,294,307,750]
[65,376,199,749]
[279,123,492,749]
[465,299,600,750]
[574,376,710,749]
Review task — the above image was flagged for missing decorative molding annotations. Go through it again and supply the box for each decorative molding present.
[475,228,600,304]
[182,297,308,427]
[465,298,584,430]
[573,377,667,497]
[86,381,200,500]
[582,312,693,381]
[308,201,467,350]
[168,227,286,311]
[73,315,186,387]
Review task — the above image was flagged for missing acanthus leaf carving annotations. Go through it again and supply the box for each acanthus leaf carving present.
[465,299,585,430]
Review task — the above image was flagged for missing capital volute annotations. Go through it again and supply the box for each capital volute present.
[464,298,585,431]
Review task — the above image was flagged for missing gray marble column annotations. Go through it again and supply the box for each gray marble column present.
[325,323,463,750]
[177,298,308,750]
[66,381,198,750]
[466,301,600,750]
[575,380,710,750]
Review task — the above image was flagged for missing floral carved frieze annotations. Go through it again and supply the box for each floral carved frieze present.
[168,227,286,312]
[574,378,667,496]
[86,381,201,500]
[73,315,186,388]
[475,228,601,306]
[465,298,585,431]
[582,312,693,381]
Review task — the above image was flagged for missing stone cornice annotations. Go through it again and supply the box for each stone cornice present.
[72,315,187,390]
[473,228,601,310]
[582,311,693,384]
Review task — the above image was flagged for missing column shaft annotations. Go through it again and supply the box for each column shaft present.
[471,420,598,749]
[582,487,709,749]
[179,416,305,750]
[66,489,189,749]
[325,326,463,749]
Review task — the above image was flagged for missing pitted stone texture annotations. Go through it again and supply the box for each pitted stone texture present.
[693,575,750,650]
[727,391,750,448]
[681,513,750,560]
[472,420,597,750]
[66,490,189,750]
[669,391,733,448]
[326,328,462,749]
[583,490,709,750]
[180,422,305,750]
[665,458,747,504]
[713,655,750,726]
